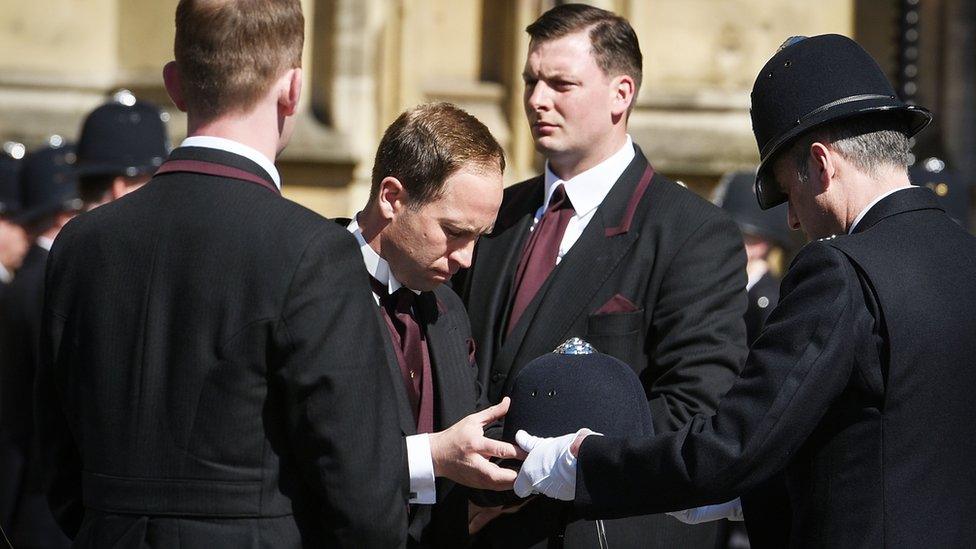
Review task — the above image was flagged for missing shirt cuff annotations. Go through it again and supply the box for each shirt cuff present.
[406,433,436,504]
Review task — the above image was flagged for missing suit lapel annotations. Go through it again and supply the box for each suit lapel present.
[493,149,655,393]
[417,291,470,429]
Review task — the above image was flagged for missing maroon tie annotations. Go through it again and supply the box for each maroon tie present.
[507,184,575,335]
[374,282,435,434]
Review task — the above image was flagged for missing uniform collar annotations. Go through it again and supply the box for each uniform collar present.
[347,214,419,295]
[179,136,281,190]
[543,135,635,216]
[848,186,913,234]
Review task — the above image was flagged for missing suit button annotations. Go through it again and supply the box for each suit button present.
[491,372,504,383]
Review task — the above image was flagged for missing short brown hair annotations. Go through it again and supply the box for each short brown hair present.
[174,0,304,119]
[527,3,643,97]
[370,103,505,208]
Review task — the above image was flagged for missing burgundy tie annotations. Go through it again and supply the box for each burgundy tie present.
[507,184,575,335]
[374,283,435,434]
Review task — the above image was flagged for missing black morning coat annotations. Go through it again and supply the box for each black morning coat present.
[456,145,749,548]
[576,187,976,547]
[33,146,408,548]
[337,218,486,548]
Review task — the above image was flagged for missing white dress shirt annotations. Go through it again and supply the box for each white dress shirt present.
[746,259,769,292]
[36,236,55,252]
[537,136,635,264]
[848,186,913,234]
[347,216,435,504]
[179,136,281,190]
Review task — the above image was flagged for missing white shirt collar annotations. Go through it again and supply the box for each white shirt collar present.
[543,135,635,216]
[179,136,281,190]
[36,236,55,252]
[346,215,419,295]
[746,259,769,291]
[848,186,913,234]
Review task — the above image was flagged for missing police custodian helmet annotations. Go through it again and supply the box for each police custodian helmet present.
[75,90,170,179]
[750,34,933,210]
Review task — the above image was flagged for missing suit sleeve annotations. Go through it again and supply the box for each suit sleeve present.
[35,243,84,537]
[645,213,749,431]
[274,226,407,547]
[576,242,876,517]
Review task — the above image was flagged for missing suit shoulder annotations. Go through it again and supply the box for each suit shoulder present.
[648,173,731,222]
[786,239,857,281]
[433,284,465,312]
[501,176,543,203]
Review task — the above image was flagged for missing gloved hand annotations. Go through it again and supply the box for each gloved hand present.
[667,498,744,524]
[513,428,599,501]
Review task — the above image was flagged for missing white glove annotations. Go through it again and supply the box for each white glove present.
[667,498,744,524]
[513,429,597,501]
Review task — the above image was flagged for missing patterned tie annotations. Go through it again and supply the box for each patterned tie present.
[507,184,575,335]
[373,282,435,433]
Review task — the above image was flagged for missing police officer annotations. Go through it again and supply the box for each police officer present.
[75,90,170,209]
[0,142,29,286]
[0,138,81,549]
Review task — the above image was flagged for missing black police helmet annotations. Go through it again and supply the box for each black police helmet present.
[0,142,26,217]
[75,90,169,179]
[751,34,932,210]
[474,339,654,506]
[714,169,792,248]
[15,138,82,226]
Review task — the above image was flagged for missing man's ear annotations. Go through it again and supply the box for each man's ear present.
[809,142,836,193]
[610,74,636,119]
[162,61,187,112]
[279,67,303,117]
[378,176,407,220]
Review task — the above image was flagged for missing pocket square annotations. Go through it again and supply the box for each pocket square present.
[595,294,639,315]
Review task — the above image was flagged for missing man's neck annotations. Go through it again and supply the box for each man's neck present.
[548,131,628,181]
[842,168,912,233]
[186,104,281,165]
[356,207,388,258]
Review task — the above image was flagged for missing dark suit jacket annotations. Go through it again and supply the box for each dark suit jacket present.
[34,146,407,548]
[0,244,71,547]
[457,146,748,548]
[576,187,976,547]
[337,218,484,548]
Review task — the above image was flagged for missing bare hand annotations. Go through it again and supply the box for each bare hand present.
[429,397,526,490]
[468,497,535,535]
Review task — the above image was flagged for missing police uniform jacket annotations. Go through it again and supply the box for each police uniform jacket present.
[575,187,976,547]
[34,146,408,548]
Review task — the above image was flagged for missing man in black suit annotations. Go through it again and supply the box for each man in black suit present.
[514,34,976,548]
[0,141,81,549]
[34,1,406,546]
[456,4,747,547]
[344,102,522,547]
